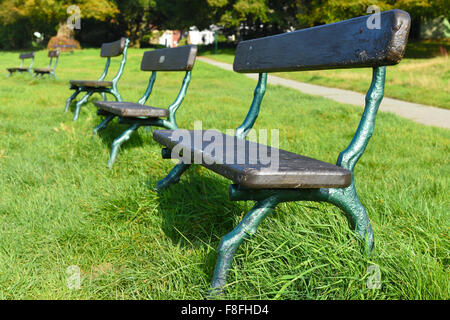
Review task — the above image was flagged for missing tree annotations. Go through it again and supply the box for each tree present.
[0,0,118,48]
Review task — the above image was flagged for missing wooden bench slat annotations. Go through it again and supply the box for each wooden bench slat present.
[140,45,197,71]
[233,9,410,73]
[70,80,113,88]
[48,50,59,58]
[100,38,127,57]
[7,67,29,72]
[154,130,352,189]
[33,68,51,73]
[94,101,169,118]
[19,52,35,59]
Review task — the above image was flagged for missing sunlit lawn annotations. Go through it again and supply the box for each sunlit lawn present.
[0,48,448,299]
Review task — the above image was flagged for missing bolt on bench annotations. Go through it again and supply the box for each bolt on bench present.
[33,50,59,79]
[64,37,129,121]
[153,9,411,294]
[6,52,35,77]
[93,45,198,168]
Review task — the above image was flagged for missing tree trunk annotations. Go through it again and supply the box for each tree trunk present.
[56,22,74,39]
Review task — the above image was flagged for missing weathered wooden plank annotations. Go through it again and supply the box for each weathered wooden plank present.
[153,130,352,189]
[100,38,127,57]
[94,101,169,118]
[233,9,410,73]
[33,68,51,73]
[48,50,59,58]
[19,52,34,59]
[140,45,197,71]
[70,80,113,88]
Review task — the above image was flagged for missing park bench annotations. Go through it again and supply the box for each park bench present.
[6,52,35,77]
[93,45,197,168]
[153,9,411,294]
[33,50,59,79]
[64,37,130,121]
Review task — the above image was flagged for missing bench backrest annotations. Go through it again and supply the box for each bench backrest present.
[19,52,34,60]
[233,9,410,73]
[48,50,59,58]
[140,45,198,72]
[100,38,127,57]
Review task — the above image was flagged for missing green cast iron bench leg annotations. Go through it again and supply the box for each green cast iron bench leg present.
[73,91,93,121]
[93,114,115,135]
[107,123,140,168]
[65,89,81,112]
[156,162,192,190]
[210,196,278,295]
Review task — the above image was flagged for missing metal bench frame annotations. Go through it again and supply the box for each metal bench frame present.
[33,50,59,79]
[96,71,192,168]
[156,68,384,292]
[154,10,410,295]
[6,52,35,77]
[93,45,197,168]
[64,38,130,121]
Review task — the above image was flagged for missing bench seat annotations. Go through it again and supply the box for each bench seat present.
[154,130,352,189]
[7,67,29,72]
[94,101,170,118]
[70,80,113,88]
[34,68,51,74]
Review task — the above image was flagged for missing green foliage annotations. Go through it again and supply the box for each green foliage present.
[0,0,118,49]
[0,0,448,49]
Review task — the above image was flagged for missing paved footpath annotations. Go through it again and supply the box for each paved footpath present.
[198,56,450,129]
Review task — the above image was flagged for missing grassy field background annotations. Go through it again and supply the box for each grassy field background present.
[201,40,450,109]
[0,49,448,299]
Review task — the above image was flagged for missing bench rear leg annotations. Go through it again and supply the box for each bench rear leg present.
[65,89,81,112]
[156,162,191,191]
[109,89,122,102]
[210,196,278,296]
[73,91,93,121]
[328,185,374,253]
[108,123,140,168]
[93,114,115,135]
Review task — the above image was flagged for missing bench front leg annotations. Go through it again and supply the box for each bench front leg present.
[73,91,93,121]
[156,162,191,191]
[65,88,81,112]
[109,88,122,102]
[108,123,140,168]
[210,196,279,296]
[93,113,115,135]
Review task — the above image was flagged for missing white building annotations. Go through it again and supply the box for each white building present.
[158,26,216,48]
[188,27,215,45]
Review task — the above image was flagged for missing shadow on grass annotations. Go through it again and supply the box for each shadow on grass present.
[155,171,249,278]
[156,172,243,248]
[95,120,147,151]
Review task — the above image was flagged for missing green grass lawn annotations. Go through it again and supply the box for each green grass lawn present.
[0,48,448,299]
[201,40,450,109]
